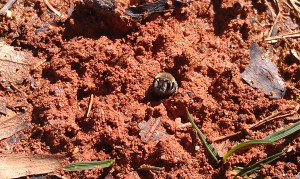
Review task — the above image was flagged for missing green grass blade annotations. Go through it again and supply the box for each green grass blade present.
[138,164,165,171]
[263,120,300,142]
[235,151,284,177]
[223,140,275,162]
[186,108,219,162]
[63,159,115,171]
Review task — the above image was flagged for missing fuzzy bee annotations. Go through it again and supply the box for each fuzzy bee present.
[152,72,178,97]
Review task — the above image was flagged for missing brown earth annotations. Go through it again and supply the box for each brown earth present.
[0,0,299,178]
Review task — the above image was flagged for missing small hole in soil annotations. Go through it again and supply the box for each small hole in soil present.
[76,117,95,132]
[207,66,219,78]
[41,131,69,153]
[71,61,86,78]
[127,125,140,136]
[253,108,266,119]
[65,127,77,138]
[77,87,90,101]
[63,2,137,40]
[240,23,250,40]
[152,34,165,54]
[164,54,190,86]
[94,142,114,154]
[41,68,59,84]
[230,96,239,104]
[284,53,299,65]
[30,127,44,139]
[251,0,267,13]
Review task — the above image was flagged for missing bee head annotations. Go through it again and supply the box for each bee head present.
[151,73,178,97]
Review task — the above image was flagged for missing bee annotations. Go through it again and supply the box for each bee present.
[152,72,178,97]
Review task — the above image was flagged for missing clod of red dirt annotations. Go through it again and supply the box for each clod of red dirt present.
[1,0,299,178]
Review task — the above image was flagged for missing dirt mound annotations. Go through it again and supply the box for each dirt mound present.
[0,0,299,178]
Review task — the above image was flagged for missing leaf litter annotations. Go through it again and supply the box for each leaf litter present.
[138,117,166,143]
[125,0,191,18]
[0,40,32,89]
[0,154,63,178]
[0,97,7,115]
[241,42,286,99]
[0,109,30,141]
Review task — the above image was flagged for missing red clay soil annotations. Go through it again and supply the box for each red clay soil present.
[0,0,299,178]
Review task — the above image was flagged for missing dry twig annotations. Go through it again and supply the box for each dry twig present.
[265,31,300,42]
[213,105,299,142]
[268,12,281,38]
[265,0,277,19]
[86,94,94,117]
[44,0,62,17]
[33,59,47,70]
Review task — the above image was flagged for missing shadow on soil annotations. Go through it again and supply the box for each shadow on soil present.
[210,0,264,36]
[63,2,137,40]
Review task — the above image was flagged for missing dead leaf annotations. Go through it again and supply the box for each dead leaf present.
[0,97,7,115]
[125,0,167,18]
[138,117,165,143]
[241,43,286,99]
[0,154,63,178]
[0,41,32,88]
[0,109,30,141]
[125,0,190,18]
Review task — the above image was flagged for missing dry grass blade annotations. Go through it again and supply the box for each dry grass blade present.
[63,159,115,171]
[213,105,299,142]
[0,0,16,15]
[289,0,300,15]
[44,0,62,17]
[264,31,300,42]
[250,104,299,129]
[0,98,7,115]
[33,59,47,70]
[0,154,63,178]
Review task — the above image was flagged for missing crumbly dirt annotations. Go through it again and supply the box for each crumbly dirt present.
[0,0,299,178]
